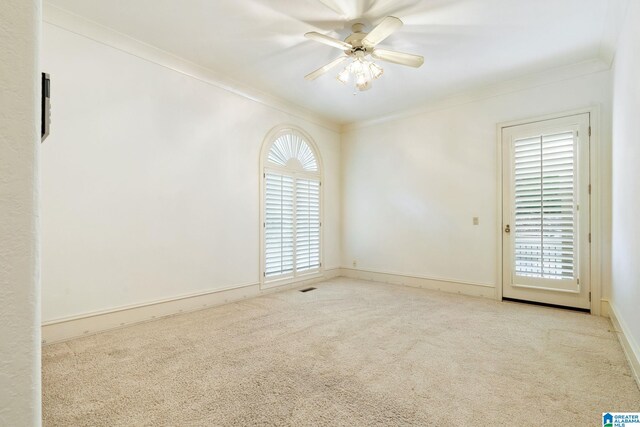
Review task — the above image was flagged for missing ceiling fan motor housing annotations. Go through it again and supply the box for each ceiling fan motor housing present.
[345,23,373,56]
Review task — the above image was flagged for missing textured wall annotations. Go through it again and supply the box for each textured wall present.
[0,0,41,425]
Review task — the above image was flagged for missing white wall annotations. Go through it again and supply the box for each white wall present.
[41,23,341,322]
[342,70,612,295]
[0,0,41,425]
[610,0,640,369]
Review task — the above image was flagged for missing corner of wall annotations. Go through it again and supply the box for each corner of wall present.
[607,302,640,389]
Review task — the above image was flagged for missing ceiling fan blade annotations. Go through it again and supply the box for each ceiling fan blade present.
[304,56,349,81]
[372,48,424,68]
[362,16,403,47]
[304,32,352,50]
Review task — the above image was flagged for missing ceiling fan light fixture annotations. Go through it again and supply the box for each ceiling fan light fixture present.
[369,62,384,80]
[337,68,350,84]
[337,57,382,91]
[349,57,366,74]
[356,79,372,92]
[356,71,369,85]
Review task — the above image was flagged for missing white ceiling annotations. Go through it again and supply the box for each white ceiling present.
[46,0,614,124]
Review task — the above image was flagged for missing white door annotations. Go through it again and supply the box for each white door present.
[502,113,590,309]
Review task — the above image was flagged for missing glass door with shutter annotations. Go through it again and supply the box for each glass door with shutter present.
[502,113,590,309]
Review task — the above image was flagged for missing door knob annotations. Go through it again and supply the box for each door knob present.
[505,224,511,233]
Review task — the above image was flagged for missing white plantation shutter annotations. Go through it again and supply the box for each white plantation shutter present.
[263,130,322,282]
[268,133,318,171]
[295,178,321,272]
[264,173,295,277]
[513,131,577,280]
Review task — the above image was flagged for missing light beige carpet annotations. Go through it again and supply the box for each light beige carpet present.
[43,278,640,426]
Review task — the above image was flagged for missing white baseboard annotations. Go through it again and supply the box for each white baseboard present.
[339,268,496,299]
[605,300,640,389]
[600,298,611,318]
[42,268,341,345]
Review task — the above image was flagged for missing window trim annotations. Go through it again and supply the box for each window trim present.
[259,125,324,289]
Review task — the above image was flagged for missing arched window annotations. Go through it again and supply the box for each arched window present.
[261,127,322,285]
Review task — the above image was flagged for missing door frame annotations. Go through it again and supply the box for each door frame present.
[496,106,603,315]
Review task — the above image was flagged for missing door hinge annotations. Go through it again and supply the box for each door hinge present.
[588,233,591,243]
[589,291,591,302]
[577,278,580,285]
[589,126,592,137]
[263,272,266,277]
[588,184,591,195]
[263,222,265,228]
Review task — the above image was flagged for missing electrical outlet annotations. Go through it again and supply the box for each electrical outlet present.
[473,217,479,225]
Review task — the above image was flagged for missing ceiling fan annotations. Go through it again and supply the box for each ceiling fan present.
[304,16,424,91]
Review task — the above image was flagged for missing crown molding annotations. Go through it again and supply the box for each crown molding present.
[42,3,341,133]
[43,2,620,136]
[341,58,611,132]
[598,0,631,68]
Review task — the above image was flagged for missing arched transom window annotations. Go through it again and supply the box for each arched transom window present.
[262,129,321,283]
[267,133,318,172]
